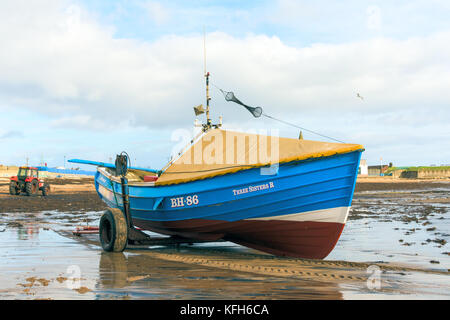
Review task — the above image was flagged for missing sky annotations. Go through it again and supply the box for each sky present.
[0,0,449,169]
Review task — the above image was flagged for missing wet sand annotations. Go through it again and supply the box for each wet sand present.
[0,177,449,299]
[0,178,106,213]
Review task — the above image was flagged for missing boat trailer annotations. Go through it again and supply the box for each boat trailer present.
[73,226,222,247]
[81,153,221,252]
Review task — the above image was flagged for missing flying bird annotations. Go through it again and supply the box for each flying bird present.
[356,93,364,100]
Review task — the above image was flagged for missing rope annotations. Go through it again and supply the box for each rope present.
[212,83,346,144]
[109,179,120,208]
[261,113,346,143]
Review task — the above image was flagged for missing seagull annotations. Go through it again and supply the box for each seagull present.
[356,93,364,100]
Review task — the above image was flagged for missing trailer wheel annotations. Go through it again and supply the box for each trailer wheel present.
[99,208,128,252]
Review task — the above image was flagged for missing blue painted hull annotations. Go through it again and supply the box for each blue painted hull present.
[95,150,362,258]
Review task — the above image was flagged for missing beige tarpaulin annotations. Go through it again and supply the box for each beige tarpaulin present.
[155,129,363,186]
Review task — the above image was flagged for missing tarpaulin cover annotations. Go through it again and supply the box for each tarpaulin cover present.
[156,129,363,186]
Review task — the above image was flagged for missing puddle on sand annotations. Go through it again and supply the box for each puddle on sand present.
[0,228,346,299]
[340,271,450,300]
[0,228,99,299]
[96,251,345,299]
[0,185,449,299]
[328,187,450,270]
[0,211,346,299]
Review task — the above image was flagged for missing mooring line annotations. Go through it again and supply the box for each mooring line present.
[262,113,346,143]
[211,83,347,143]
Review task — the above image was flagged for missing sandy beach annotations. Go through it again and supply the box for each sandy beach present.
[0,176,449,299]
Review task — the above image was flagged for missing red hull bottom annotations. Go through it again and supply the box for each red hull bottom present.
[133,218,345,259]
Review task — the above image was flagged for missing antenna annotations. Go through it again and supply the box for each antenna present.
[203,26,212,129]
[203,26,207,75]
[195,27,221,131]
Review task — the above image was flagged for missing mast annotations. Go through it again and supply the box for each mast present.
[205,71,211,129]
[197,27,221,132]
[203,27,212,131]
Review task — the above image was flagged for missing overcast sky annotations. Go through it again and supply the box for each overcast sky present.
[0,0,449,169]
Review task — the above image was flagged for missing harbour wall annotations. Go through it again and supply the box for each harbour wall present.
[0,165,19,177]
[393,169,450,179]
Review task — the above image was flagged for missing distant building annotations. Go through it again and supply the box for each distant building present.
[368,165,389,176]
[358,159,368,176]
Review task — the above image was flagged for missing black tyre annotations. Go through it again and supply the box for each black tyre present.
[42,183,50,196]
[25,180,38,196]
[99,208,128,252]
[9,181,19,195]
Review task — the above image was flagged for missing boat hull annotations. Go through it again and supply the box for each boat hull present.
[133,207,348,259]
[95,150,362,259]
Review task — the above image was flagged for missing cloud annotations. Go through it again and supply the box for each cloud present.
[366,5,382,31]
[0,130,24,139]
[49,114,129,131]
[141,1,170,25]
[0,0,449,169]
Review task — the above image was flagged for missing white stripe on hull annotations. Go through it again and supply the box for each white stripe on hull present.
[248,206,350,224]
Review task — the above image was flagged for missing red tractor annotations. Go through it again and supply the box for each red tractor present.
[9,166,50,196]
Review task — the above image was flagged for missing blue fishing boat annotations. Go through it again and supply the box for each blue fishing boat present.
[70,72,364,259]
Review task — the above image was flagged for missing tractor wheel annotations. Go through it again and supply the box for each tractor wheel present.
[99,208,128,252]
[42,183,50,196]
[25,180,38,196]
[9,181,19,195]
